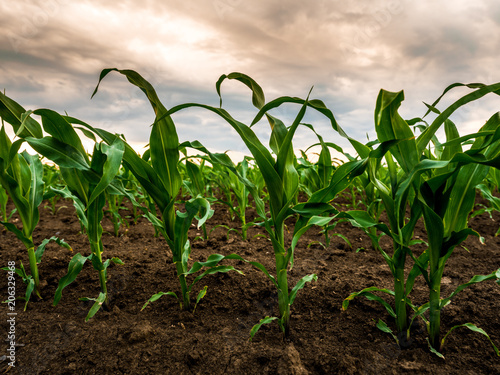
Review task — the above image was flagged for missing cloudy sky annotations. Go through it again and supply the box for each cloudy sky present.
[1,0,500,159]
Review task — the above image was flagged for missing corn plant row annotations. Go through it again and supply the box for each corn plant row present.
[1,71,500,357]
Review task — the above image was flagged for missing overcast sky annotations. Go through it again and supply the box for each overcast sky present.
[1,0,500,160]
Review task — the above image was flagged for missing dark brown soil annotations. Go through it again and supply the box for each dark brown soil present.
[1,193,499,374]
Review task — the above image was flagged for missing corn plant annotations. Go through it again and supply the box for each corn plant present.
[0,124,70,307]
[342,83,500,355]
[208,158,258,240]
[91,68,241,312]
[402,102,500,355]
[3,107,126,319]
[159,72,370,338]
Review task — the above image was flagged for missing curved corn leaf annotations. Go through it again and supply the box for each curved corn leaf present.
[0,91,43,138]
[92,68,181,200]
[189,265,243,291]
[249,316,278,341]
[165,103,283,216]
[441,269,500,309]
[342,286,396,318]
[50,186,87,229]
[374,89,418,174]
[417,82,500,152]
[34,236,72,264]
[33,109,88,157]
[222,253,277,288]
[0,220,34,249]
[216,72,265,109]
[80,292,106,322]
[440,323,499,357]
[376,319,399,344]
[53,253,90,306]
[26,136,90,171]
[87,139,125,205]
[141,291,178,310]
[289,273,317,305]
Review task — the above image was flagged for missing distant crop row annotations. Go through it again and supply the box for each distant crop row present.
[1,70,500,358]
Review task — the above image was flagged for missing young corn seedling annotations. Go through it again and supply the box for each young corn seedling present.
[209,158,257,240]
[398,93,500,356]
[91,68,242,312]
[5,106,127,319]
[104,188,128,237]
[160,72,369,338]
[342,82,500,354]
[0,121,71,308]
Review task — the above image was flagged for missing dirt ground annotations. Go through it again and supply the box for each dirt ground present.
[1,193,499,375]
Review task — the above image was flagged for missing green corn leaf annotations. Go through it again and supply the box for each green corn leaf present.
[374,89,419,174]
[422,83,486,118]
[289,273,317,305]
[80,292,107,322]
[33,109,88,156]
[421,204,444,273]
[406,250,430,292]
[180,140,266,218]
[190,265,243,290]
[50,186,87,229]
[376,319,399,344]
[185,160,205,196]
[0,91,43,138]
[249,316,278,341]
[87,194,105,251]
[216,72,265,109]
[66,118,168,212]
[0,220,34,249]
[16,110,34,137]
[75,126,97,142]
[222,253,277,288]
[53,253,90,306]
[87,139,125,205]
[92,68,181,200]
[441,269,500,309]
[417,82,500,153]
[185,253,231,274]
[22,276,35,311]
[477,184,500,211]
[34,236,72,264]
[25,136,90,170]
[23,152,44,235]
[426,338,445,359]
[8,140,24,167]
[342,287,396,318]
[0,124,11,167]
[167,103,283,217]
[336,210,392,238]
[440,323,499,357]
[141,291,178,310]
[308,159,367,204]
[292,201,338,217]
[193,285,208,314]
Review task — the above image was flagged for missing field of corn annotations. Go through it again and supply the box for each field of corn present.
[1,70,500,374]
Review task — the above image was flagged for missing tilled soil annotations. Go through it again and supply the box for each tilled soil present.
[0,194,499,374]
